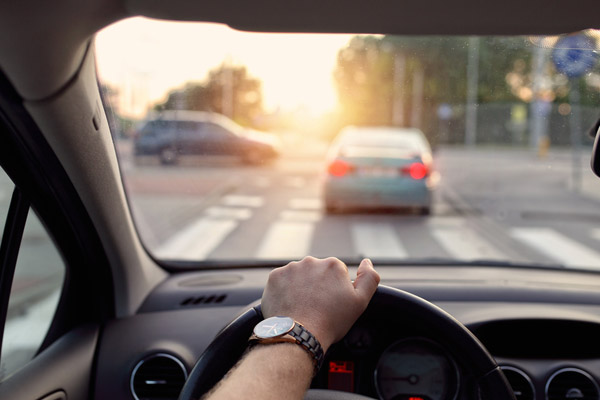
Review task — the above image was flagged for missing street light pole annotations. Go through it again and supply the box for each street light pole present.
[392,53,405,126]
[222,56,234,118]
[411,66,424,129]
[569,81,582,191]
[530,44,549,150]
[465,37,479,147]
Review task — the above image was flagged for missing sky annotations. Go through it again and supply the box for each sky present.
[95,17,354,119]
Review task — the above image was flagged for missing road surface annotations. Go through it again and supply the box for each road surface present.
[122,145,600,269]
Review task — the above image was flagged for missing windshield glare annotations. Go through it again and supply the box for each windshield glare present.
[95,19,600,271]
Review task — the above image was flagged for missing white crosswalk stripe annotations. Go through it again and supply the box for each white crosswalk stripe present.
[204,206,252,220]
[253,177,271,188]
[511,228,600,269]
[289,198,323,210]
[351,222,407,258]
[280,210,322,222]
[155,217,238,260]
[429,217,505,260]
[284,176,306,188]
[222,195,264,208]
[256,221,315,259]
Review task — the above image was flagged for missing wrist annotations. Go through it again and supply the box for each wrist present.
[250,316,325,372]
[298,323,333,352]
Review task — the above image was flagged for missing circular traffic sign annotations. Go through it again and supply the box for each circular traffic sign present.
[551,35,597,78]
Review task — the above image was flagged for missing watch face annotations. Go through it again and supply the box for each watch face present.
[254,316,295,338]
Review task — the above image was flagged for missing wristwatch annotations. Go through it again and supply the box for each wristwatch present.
[249,316,324,372]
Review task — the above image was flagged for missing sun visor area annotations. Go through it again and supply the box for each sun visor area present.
[125,0,600,35]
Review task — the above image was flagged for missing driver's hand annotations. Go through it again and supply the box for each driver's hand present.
[261,257,380,351]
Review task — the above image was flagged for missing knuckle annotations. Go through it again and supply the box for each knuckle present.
[325,257,347,272]
[268,266,285,281]
[302,255,317,264]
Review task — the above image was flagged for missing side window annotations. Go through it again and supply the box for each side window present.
[141,120,175,138]
[177,121,202,138]
[204,122,234,140]
[0,168,65,380]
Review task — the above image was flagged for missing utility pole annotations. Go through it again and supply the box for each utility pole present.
[530,44,549,149]
[222,56,234,118]
[410,67,424,129]
[392,53,406,126]
[569,81,582,191]
[465,37,479,147]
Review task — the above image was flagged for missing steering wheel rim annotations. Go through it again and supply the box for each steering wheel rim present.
[178,285,515,400]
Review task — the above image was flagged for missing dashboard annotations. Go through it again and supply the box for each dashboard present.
[93,265,600,400]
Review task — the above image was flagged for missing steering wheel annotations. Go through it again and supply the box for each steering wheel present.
[178,285,516,400]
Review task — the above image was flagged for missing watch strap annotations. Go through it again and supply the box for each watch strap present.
[249,320,324,373]
[288,322,324,370]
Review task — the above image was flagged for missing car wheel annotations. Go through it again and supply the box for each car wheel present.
[419,206,431,216]
[159,147,177,165]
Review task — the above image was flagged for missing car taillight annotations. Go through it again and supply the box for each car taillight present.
[328,160,354,177]
[401,162,428,179]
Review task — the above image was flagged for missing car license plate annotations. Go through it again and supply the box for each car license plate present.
[357,166,398,177]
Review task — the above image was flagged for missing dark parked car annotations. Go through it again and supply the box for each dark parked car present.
[134,111,281,164]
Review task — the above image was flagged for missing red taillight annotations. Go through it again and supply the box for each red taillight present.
[401,162,428,179]
[328,160,353,177]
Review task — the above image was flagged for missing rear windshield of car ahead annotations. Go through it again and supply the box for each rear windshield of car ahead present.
[340,146,421,159]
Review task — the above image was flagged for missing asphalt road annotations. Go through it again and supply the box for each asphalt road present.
[121,145,600,270]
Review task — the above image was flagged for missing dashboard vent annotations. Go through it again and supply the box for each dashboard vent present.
[500,366,535,400]
[131,353,188,400]
[546,368,600,400]
[180,294,227,306]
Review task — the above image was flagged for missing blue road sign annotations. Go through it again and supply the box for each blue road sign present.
[551,35,597,78]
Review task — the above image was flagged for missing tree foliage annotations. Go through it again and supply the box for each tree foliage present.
[334,36,536,129]
[155,64,263,127]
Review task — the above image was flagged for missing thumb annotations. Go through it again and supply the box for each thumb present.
[353,258,380,301]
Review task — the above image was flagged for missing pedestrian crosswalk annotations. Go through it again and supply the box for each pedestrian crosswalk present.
[429,218,505,260]
[256,221,315,259]
[511,228,600,270]
[155,218,238,260]
[153,195,600,270]
[351,222,407,259]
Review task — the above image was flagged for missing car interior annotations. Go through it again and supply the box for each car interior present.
[1,1,600,400]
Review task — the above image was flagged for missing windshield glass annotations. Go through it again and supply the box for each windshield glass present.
[96,18,600,270]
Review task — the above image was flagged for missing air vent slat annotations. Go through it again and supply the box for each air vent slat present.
[179,294,228,307]
[180,297,194,306]
[192,296,205,305]
[131,354,188,400]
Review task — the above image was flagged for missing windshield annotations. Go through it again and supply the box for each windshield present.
[96,19,600,270]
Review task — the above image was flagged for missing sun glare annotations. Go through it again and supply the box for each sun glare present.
[95,17,353,119]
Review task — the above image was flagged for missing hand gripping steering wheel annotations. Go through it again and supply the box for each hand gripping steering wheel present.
[178,286,516,400]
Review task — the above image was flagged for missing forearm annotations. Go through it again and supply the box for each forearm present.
[203,343,315,400]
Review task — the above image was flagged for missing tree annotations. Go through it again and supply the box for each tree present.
[334,35,541,143]
[154,64,264,127]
